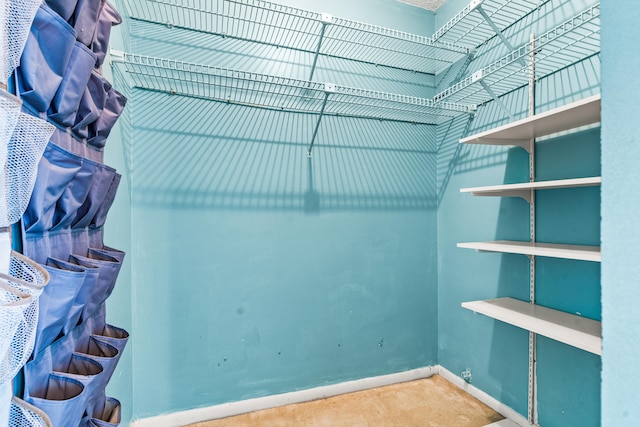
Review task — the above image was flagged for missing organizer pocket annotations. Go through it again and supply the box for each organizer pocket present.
[90,173,121,230]
[86,397,121,426]
[87,87,127,148]
[91,1,122,67]
[9,395,53,427]
[33,259,86,356]
[51,157,99,231]
[73,164,117,229]
[45,0,80,21]
[72,71,111,139]
[91,324,128,354]
[69,252,120,321]
[75,337,121,400]
[90,245,125,263]
[24,373,86,427]
[66,257,100,332]
[23,143,84,234]
[16,4,76,113]
[49,41,97,127]
[73,0,104,46]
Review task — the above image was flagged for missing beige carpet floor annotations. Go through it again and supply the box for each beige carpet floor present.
[186,375,505,427]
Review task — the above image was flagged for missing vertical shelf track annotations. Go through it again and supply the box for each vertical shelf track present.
[527,32,537,426]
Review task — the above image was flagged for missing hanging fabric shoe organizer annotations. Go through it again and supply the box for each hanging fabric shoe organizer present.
[0,0,128,423]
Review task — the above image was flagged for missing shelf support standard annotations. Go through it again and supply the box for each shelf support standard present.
[308,13,334,82]
[307,83,335,158]
[527,31,538,427]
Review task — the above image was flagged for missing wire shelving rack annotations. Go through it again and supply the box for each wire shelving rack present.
[121,0,470,76]
[433,0,551,50]
[111,51,472,125]
[434,3,600,107]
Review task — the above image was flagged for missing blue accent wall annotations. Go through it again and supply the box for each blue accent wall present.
[601,1,640,424]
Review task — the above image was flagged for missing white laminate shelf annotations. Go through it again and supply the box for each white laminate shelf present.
[459,94,601,149]
[460,177,601,201]
[457,241,601,262]
[462,297,602,355]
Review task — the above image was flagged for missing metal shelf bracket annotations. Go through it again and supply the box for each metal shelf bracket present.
[308,13,334,82]
[307,82,335,158]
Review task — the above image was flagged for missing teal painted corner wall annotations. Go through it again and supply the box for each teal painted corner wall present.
[102,0,620,425]
[601,1,640,425]
[435,0,602,425]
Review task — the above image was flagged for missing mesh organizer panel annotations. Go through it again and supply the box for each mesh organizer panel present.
[0,91,21,190]
[0,252,49,385]
[4,0,41,85]
[1,113,55,227]
[0,281,31,385]
[9,396,52,427]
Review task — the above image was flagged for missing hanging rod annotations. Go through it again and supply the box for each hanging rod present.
[121,0,470,76]
[434,3,600,106]
[111,50,474,126]
[432,0,552,50]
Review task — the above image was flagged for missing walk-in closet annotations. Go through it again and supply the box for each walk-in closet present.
[0,0,637,426]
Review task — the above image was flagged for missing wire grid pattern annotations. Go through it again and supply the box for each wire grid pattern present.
[5,0,41,84]
[432,0,551,49]
[0,114,54,227]
[9,396,52,427]
[116,52,471,125]
[122,0,468,75]
[0,253,49,385]
[434,3,600,106]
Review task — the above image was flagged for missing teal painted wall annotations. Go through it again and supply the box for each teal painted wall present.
[435,0,602,425]
[600,1,640,425]
[110,0,440,421]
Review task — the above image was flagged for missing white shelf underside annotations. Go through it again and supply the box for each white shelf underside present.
[460,95,601,146]
[457,240,601,262]
[462,297,602,355]
[460,177,601,198]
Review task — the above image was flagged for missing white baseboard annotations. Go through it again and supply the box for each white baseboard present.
[131,366,439,427]
[132,365,529,427]
[436,366,530,427]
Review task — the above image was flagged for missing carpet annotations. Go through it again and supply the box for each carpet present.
[185,375,505,426]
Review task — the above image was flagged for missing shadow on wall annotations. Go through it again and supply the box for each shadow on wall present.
[118,88,439,212]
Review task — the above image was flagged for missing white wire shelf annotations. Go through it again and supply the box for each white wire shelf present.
[462,298,601,355]
[121,0,470,76]
[457,240,601,262]
[460,177,601,201]
[111,51,473,125]
[460,94,601,147]
[434,3,600,106]
[433,0,551,49]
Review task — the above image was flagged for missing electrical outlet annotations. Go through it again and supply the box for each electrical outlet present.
[461,368,472,383]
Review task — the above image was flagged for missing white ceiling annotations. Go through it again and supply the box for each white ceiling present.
[397,0,447,11]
